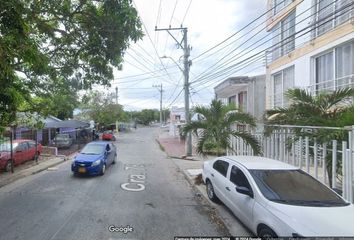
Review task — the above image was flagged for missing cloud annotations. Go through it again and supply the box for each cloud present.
[111,0,267,110]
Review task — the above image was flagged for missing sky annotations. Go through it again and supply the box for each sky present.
[106,0,268,111]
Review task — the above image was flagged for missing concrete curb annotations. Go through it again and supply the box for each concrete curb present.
[0,152,76,189]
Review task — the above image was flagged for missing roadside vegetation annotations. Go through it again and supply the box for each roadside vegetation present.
[265,87,354,186]
[0,0,143,128]
[182,99,261,156]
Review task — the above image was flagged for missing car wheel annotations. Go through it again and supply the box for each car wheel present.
[5,160,13,172]
[259,226,277,239]
[206,180,220,203]
[100,163,106,176]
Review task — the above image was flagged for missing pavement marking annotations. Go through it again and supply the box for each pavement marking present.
[47,167,59,171]
[121,164,146,192]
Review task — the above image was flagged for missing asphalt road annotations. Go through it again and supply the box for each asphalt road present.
[0,127,229,240]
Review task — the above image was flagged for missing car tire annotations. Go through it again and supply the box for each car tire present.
[100,163,106,176]
[5,160,13,172]
[206,180,220,203]
[259,226,277,239]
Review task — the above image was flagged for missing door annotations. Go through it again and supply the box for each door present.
[224,165,255,228]
[13,143,28,165]
[211,159,230,203]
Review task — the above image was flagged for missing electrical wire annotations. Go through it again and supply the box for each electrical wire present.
[192,2,353,93]
[191,0,340,86]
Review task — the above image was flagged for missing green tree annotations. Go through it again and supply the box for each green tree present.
[78,90,126,127]
[182,99,261,156]
[0,0,143,126]
[265,88,354,186]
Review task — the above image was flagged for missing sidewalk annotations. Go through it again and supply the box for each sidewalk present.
[156,129,251,236]
[0,154,72,188]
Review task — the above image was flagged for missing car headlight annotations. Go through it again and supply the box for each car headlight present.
[92,159,101,167]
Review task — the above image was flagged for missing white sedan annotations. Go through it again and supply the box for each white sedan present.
[202,156,354,237]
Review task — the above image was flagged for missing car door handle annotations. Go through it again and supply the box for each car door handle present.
[211,173,214,177]
[225,187,231,191]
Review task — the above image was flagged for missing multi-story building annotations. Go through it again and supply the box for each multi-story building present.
[266,0,354,109]
[214,75,266,127]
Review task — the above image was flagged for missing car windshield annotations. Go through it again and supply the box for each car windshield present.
[250,169,349,207]
[80,144,105,155]
[55,134,69,140]
[0,142,19,152]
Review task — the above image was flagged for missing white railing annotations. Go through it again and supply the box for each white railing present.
[306,74,354,95]
[229,125,354,203]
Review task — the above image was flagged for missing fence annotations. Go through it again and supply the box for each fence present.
[229,124,354,203]
[0,127,95,173]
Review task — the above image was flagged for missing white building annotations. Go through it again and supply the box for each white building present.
[214,75,266,123]
[169,106,185,137]
[266,0,354,109]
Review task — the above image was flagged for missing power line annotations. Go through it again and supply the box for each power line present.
[169,0,178,26]
[192,1,353,92]
[181,0,193,25]
[190,0,287,61]
[132,0,177,86]
[191,0,340,85]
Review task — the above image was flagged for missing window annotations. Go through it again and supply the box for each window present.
[17,142,28,151]
[213,160,229,177]
[272,11,295,60]
[230,166,251,189]
[28,141,36,148]
[272,65,294,107]
[315,51,334,91]
[273,0,293,15]
[238,91,247,112]
[315,0,354,37]
[314,41,354,92]
[228,95,236,105]
[250,169,348,206]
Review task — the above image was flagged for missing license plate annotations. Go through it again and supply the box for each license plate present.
[78,167,86,173]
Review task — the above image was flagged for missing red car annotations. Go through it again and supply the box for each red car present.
[101,131,116,141]
[0,139,43,172]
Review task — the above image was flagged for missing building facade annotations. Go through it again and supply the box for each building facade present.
[214,75,266,122]
[266,0,354,109]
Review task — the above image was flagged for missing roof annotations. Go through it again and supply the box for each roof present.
[223,156,299,170]
[86,141,110,146]
[44,120,89,129]
[12,139,35,143]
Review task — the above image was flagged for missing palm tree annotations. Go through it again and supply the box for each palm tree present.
[182,99,261,156]
[265,87,354,187]
[265,88,354,141]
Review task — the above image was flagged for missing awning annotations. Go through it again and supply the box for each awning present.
[44,120,90,129]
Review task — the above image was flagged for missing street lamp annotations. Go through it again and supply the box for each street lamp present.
[160,55,184,73]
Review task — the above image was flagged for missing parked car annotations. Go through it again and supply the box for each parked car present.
[102,130,116,141]
[0,139,43,172]
[52,133,73,148]
[202,156,354,237]
[71,141,117,176]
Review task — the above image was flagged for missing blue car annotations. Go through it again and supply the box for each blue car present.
[71,141,117,176]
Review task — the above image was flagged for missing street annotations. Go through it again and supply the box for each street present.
[0,127,229,240]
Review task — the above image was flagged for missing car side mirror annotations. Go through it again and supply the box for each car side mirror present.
[236,186,254,198]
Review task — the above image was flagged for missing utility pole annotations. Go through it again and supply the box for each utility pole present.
[115,86,118,134]
[115,86,118,105]
[153,84,163,126]
[155,26,192,156]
